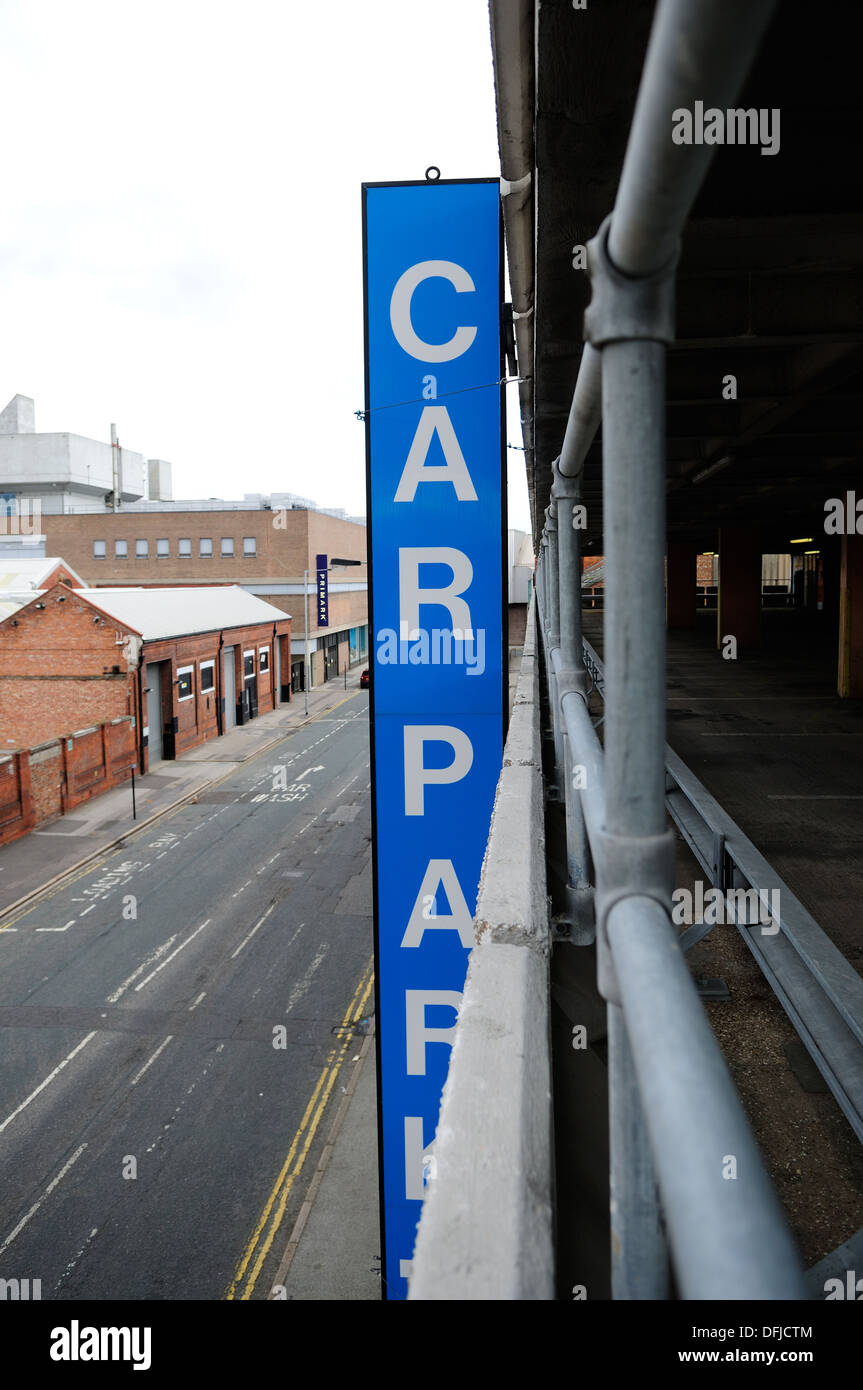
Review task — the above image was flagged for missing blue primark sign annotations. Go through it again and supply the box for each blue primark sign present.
[362,179,505,1300]
[316,553,329,628]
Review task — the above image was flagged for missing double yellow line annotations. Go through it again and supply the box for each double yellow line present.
[225,956,375,1300]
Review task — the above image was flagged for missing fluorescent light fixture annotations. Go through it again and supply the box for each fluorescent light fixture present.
[789,537,813,544]
[804,549,820,555]
[691,455,734,485]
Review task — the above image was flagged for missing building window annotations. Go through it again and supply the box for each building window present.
[115,539,128,558]
[93,540,106,558]
[200,660,215,692]
[259,647,270,673]
[243,650,255,679]
[177,666,194,701]
[157,538,170,557]
[221,537,234,557]
[243,537,257,556]
[200,538,213,557]
[178,538,191,557]
[136,539,149,557]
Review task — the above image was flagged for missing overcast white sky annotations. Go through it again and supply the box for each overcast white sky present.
[0,0,531,530]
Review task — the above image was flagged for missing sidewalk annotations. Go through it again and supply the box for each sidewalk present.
[0,675,366,917]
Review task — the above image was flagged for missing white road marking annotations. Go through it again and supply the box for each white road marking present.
[0,1034,97,1136]
[106,935,179,1003]
[36,919,76,933]
[231,879,253,898]
[285,943,329,1015]
[188,991,207,1010]
[0,1144,88,1256]
[231,902,278,959]
[133,920,211,992]
[53,1225,99,1293]
[130,1036,174,1087]
[80,904,96,916]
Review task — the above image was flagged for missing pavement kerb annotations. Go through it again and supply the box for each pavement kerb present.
[268,1021,377,1297]
[0,689,362,923]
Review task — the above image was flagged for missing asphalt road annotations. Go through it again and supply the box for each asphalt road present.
[0,692,373,1300]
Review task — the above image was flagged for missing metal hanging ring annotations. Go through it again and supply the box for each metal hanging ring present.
[424,166,441,182]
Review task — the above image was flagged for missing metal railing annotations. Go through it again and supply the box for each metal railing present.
[535,0,807,1299]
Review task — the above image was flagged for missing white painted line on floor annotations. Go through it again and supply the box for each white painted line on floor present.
[133,920,211,993]
[0,1034,97,1136]
[231,902,277,959]
[285,942,329,1015]
[130,1036,174,1087]
[36,920,76,933]
[0,1144,88,1257]
[188,991,207,1011]
[79,904,96,916]
[106,935,179,1004]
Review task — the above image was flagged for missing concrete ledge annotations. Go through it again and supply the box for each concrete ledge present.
[409,598,554,1300]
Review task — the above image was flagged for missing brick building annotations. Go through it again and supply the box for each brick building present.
[41,506,368,690]
[0,581,291,845]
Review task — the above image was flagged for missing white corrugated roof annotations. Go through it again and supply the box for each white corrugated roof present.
[80,587,291,640]
[0,555,86,592]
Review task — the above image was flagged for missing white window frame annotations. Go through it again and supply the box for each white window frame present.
[178,538,191,557]
[221,537,235,557]
[258,645,270,673]
[93,540,106,558]
[177,664,195,702]
[157,538,170,557]
[200,538,213,557]
[136,538,149,558]
[243,648,256,680]
[115,539,128,558]
[243,537,257,556]
[199,659,215,692]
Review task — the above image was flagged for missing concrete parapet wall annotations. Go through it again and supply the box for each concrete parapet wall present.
[409,598,554,1299]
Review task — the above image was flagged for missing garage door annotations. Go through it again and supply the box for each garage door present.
[146,663,164,763]
[222,647,236,729]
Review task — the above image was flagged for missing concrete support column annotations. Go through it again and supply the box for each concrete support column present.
[666,540,697,629]
[838,534,863,698]
[717,527,762,651]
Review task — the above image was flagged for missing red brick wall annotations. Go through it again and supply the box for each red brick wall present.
[0,587,137,749]
[0,719,137,848]
[29,744,63,823]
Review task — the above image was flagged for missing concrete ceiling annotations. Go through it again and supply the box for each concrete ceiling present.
[504,0,863,551]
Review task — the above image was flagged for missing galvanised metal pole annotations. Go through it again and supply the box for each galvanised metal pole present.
[587,220,676,1298]
[553,461,593,938]
[545,506,564,797]
[608,1004,668,1298]
[609,0,780,279]
[609,896,806,1298]
[558,343,602,480]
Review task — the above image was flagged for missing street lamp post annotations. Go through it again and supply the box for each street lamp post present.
[303,557,362,719]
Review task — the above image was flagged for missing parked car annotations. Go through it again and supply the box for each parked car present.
[360,667,370,689]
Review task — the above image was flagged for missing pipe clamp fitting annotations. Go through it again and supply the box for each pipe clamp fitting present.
[595,828,676,1004]
[584,215,679,348]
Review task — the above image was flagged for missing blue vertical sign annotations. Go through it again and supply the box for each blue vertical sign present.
[316,553,329,628]
[363,179,505,1300]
